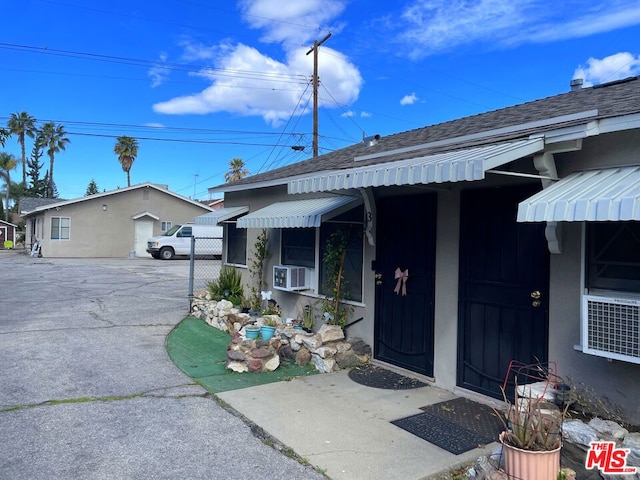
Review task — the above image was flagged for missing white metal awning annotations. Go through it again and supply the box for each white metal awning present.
[195,206,249,225]
[237,196,361,228]
[518,166,640,222]
[288,138,544,194]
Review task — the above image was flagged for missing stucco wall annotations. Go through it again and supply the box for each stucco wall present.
[27,187,210,258]
[549,222,640,425]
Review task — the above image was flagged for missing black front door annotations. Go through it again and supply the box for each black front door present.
[374,193,437,377]
[458,185,549,399]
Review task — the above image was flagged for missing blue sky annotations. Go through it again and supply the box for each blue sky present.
[2,0,640,201]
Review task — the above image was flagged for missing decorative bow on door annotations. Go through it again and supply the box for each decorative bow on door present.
[394,268,409,296]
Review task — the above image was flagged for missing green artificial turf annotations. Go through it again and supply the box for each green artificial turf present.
[166,316,318,393]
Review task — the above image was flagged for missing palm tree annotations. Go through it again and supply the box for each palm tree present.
[7,112,37,187]
[225,157,249,183]
[0,152,17,221]
[39,122,70,197]
[114,136,138,187]
[0,127,9,148]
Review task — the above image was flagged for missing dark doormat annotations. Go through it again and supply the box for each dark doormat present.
[391,411,492,455]
[391,398,504,455]
[348,364,428,390]
[420,397,504,443]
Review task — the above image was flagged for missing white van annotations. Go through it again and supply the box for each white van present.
[146,224,223,260]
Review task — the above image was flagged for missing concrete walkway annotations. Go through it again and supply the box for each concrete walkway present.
[218,369,498,480]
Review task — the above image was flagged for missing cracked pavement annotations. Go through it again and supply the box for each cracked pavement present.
[0,253,326,480]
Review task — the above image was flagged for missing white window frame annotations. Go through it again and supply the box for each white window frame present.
[51,216,71,240]
[161,221,172,232]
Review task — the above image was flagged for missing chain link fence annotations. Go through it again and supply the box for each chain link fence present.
[188,236,223,306]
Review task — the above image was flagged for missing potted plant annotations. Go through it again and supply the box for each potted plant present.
[244,324,260,339]
[496,364,569,480]
[260,317,279,340]
[298,300,319,332]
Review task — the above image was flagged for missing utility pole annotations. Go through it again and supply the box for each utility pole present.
[306,32,331,158]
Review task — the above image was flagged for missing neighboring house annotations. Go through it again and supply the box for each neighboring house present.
[208,76,640,424]
[22,183,213,258]
[0,219,17,248]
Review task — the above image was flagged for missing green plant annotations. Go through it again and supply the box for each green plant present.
[321,227,353,328]
[248,228,268,311]
[298,300,319,331]
[207,266,244,305]
[263,317,279,327]
[496,380,568,451]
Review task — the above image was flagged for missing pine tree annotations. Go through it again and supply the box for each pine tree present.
[85,179,99,196]
[26,140,47,197]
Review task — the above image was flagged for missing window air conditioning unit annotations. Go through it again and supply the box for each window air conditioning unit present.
[273,266,308,291]
[582,294,640,364]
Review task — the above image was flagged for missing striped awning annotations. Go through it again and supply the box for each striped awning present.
[237,196,361,228]
[518,166,640,222]
[195,206,248,225]
[288,138,544,194]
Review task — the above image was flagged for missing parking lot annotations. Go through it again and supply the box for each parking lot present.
[0,251,325,480]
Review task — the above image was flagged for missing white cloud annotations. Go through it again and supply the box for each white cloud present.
[148,53,170,87]
[341,110,355,117]
[239,0,345,44]
[144,123,166,128]
[360,111,371,118]
[152,0,362,126]
[400,93,418,105]
[393,0,640,58]
[153,44,362,127]
[573,52,640,86]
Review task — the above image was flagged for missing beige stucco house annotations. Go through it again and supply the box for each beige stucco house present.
[22,183,213,258]
[208,76,640,425]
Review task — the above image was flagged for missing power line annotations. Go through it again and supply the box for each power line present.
[0,43,308,85]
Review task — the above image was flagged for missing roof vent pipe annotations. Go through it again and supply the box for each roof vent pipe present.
[570,78,584,91]
[363,134,381,147]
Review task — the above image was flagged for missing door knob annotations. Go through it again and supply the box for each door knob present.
[530,290,541,299]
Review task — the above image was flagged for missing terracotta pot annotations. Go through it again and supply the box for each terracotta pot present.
[500,432,561,480]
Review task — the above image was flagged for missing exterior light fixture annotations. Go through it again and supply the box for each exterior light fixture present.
[102,204,108,211]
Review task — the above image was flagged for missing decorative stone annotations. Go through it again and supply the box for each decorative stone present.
[251,347,272,359]
[295,348,311,367]
[348,337,372,356]
[227,350,246,361]
[562,420,599,446]
[588,417,629,441]
[334,341,352,353]
[313,346,338,359]
[218,299,233,311]
[317,324,344,343]
[227,361,248,373]
[279,345,295,360]
[312,354,336,373]
[335,350,366,369]
[247,358,264,372]
[290,338,301,351]
[302,335,322,350]
[264,355,280,372]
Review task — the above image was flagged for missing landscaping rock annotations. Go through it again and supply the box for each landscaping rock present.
[317,324,344,343]
[295,349,311,367]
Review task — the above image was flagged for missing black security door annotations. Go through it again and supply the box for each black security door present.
[458,185,549,399]
[374,193,437,377]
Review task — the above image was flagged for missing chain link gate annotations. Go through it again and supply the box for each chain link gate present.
[188,235,223,308]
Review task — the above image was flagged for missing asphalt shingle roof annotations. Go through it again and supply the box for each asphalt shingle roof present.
[220,76,640,190]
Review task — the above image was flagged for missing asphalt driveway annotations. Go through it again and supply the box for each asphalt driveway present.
[0,252,325,480]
